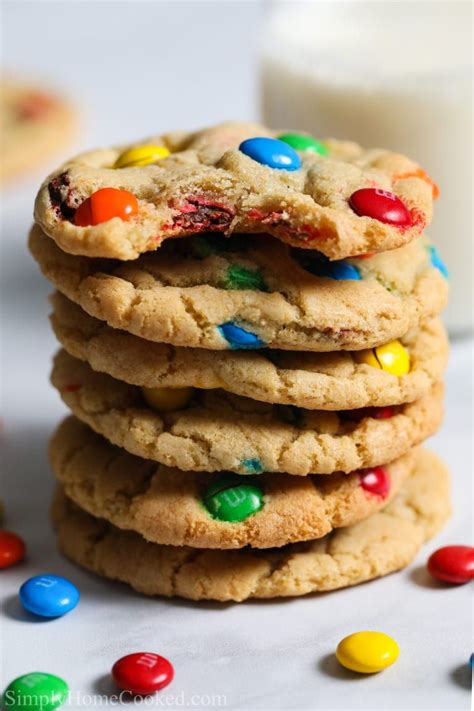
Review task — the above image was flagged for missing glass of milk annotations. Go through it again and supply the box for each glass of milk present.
[261,1,472,335]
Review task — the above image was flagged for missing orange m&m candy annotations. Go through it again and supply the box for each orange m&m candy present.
[74,187,138,226]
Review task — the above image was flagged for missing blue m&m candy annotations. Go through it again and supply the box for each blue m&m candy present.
[19,574,80,618]
[330,261,361,280]
[428,245,448,278]
[218,322,265,349]
[239,137,301,171]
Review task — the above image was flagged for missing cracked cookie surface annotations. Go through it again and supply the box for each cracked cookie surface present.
[51,350,444,475]
[33,121,435,260]
[1,78,75,183]
[30,226,447,352]
[51,448,450,601]
[51,292,448,410]
[50,417,413,549]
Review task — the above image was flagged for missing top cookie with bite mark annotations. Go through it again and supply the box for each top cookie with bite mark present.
[34,121,437,261]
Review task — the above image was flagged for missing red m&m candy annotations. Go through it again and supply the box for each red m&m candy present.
[427,545,474,584]
[349,188,411,226]
[359,467,390,498]
[0,530,26,569]
[74,188,138,227]
[112,653,174,695]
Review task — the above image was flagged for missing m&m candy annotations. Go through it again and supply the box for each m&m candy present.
[0,530,25,569]
[239,137,301,171]
[427,546,474,584]
[330,261,361,281]
[349,188,411,226]
[336,631,399,673]
[74,188,138,227]
[114,145,170,168]
[218,322,265,349]
[112,653,174,695]
[3,672,69,711]
[19,574,80,618]
[428,244,448,278]
[359,467,390,498]
[277,133,328,156]
[204,474,264,522]
[355,340,410,376]
[142,386,194,413]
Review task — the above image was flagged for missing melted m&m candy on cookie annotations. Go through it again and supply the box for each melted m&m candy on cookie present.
[239,137,301,171]
[349,188,411,226]
[359,467,390,498]
[74,187,138,226]
[277,132,328,156]
[203,474,264,522]
[355,340,410,376]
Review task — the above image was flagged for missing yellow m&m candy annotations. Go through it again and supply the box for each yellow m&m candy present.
[336,631,399,674]
[142,386,194,412]
[114,145,170,168]
[355,339,410,376]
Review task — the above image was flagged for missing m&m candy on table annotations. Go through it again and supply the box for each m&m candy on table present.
[19,574,80,618]
[142,386,194,412]
[349,188,411,226]
[0,530,25,569]
[277,132,328,156]
[114,145,170,168]
[427,545,474,584]
[74,187,138,226]
[112,653,174,695]
[239,137,301,171]
[204,474,264,522]
[3,672,69,711]
[355,340,410,376]
[336,631,399,673]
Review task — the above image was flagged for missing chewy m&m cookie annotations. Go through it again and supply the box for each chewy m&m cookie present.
[1,78,76,183]
[50,350,444,476]
[51,448,451,601]
[50,293,448,412]
[49,417,417,550]
[29,226,448,352]
[33,121,435,260]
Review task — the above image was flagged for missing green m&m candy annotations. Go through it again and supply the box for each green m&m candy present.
[223,264,267,291]
[277,133,328,156]
[203,473,264,522]
[3,672,69,711]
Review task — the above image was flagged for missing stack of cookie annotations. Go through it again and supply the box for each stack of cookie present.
[29,122,451,602]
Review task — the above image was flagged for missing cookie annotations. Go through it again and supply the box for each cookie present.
[50,417,415,549]
[29,226,448,352]
[51,350,444,475]
[51,292,448,411]
[51,448,450,601]
[33,121,435,261]
[1,78,75,183]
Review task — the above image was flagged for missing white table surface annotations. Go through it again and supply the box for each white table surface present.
[1,3,472,709]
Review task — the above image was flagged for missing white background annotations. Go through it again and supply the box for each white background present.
[1,2,472,710]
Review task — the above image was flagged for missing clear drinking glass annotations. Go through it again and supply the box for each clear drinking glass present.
[261,1,473,334]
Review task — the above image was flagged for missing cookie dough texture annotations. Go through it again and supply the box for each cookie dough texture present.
[51,448,450,601]
[50,417,414,549]
[1,78,75,183]
[51,350,444,475]
[30,226,448,352]
[51,292,448,411]
[33,121,433,261]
